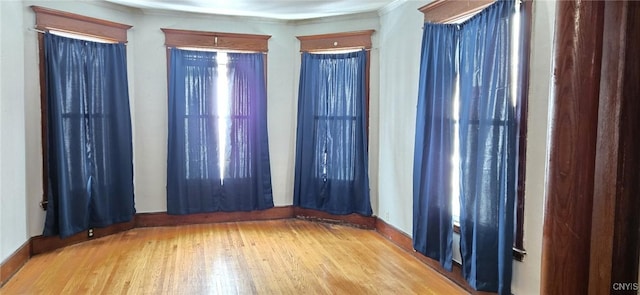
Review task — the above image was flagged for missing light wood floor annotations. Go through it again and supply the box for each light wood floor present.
[1,219,466,294]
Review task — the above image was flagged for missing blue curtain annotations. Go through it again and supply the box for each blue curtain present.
[458,1,516,293]
[412,23,458,271]
[43,33,135,238]
[293,51,372,216]
[167,49,273,214]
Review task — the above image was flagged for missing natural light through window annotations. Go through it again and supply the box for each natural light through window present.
[49,29,116,44]
[511,1,521,107]
[451,72,461,224]
[216,52,229,184]
[451,1,520,225]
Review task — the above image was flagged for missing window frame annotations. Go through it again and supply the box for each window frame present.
[296,30,374,141]
[161,29,271,182]
[32,6,132,210]
[419,0,532,261]
[296,31,373,182]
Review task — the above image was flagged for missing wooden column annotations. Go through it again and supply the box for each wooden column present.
[609,1,640,287]
[589,1,640,294]
[543,0,640,293]
[541,1,604,294]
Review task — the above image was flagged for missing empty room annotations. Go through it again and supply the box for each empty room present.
[1,0,639,294]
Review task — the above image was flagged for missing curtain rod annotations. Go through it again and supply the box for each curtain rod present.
[29,27,126,44]
[168,46,267,54]
[28,27,46,34]
[300,48,371,54]
[423,0,521,25]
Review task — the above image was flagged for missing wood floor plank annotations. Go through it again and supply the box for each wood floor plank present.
[1,219,467,294]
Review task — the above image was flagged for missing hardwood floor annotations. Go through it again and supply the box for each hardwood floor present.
[1,219,466,294]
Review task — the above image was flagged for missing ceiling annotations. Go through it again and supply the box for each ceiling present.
[105,0,401,20]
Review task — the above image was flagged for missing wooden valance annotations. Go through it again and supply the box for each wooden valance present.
[31,6,131,42]
[161,28,271,52]
[418,0,494,23]
[296,30,374,52]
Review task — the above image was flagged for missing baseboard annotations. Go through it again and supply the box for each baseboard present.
[374,218,494,295]
[0,240,31,287]
[30,206,294,255]
[293,207,376,229]
[374,217,414,250]
[135,206,295,227]
[27,206,371,257]
[31,219,136,255]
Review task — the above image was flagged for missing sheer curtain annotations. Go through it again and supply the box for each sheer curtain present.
[412,23,458,271]
[294,51,372,216]
[43,33,135,238]
[458,1,516,293]
[167,49,273,214]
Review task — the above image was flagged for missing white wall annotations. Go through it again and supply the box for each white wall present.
[378,0,424,233]
[377,1,556,294]
[0,0,28,263]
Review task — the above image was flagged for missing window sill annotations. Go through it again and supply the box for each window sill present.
[452,222,526,261]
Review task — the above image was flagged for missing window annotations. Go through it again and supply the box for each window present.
[33,6,135,238]
[311,55,361,182]
[293,31,374,216]
[33,6,133,211]
[163,29,274,214]
[419,0,531,259]
[177,51,254,182]
[297,30,373,123]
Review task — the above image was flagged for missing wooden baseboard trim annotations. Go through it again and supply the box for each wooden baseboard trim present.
[135,206,295,227]
[293,207,376,229]
[374,218,493,295]
[0,240,31,287]
[31,219,136,255]
[374,217,414,250]
[30,207,294,255]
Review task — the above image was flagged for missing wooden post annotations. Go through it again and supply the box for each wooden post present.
[543,0,640,293]
[541,1,604,294]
